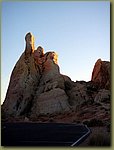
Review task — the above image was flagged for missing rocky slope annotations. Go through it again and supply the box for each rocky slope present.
[1,33,110,126]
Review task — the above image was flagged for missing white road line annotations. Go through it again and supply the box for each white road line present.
[71,125,91,146]
[20,140,73,145]
[20,141,72,143]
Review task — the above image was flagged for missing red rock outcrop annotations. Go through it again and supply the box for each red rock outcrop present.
[91,59,110,90]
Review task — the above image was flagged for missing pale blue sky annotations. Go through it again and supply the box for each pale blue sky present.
[1,1,110,104]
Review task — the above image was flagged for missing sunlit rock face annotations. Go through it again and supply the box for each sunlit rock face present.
[91,59,110,90]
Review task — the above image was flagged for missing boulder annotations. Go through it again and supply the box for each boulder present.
[94,89,110,103]
[65,81,91,106]
[94,89,110,110]
[31,88,70,115]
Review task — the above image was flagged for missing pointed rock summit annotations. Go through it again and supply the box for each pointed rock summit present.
[25,32,35,54]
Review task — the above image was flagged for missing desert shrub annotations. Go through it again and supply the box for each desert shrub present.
[101,97,110,103]
[49,118,54,122]
[80,101,88,107]
[29,116,39,122]
[87,86,98,92]
[86,90,93,96]
[49,114,55,118]
[83,120,90,126]
[89,133,110,146]
[80,98,94,107]
[72,119,81,124]
[79,110,89,116]
[94,102,102,106]
[86,81,98,92]
[83,118,104,127]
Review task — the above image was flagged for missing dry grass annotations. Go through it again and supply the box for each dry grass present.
[89,132,110,146]
[79,127,111,147]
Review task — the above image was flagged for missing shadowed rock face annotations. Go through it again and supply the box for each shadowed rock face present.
[91,59,110,90]
[2,33,110,123]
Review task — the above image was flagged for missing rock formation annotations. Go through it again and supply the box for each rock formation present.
[91,59,110,90]
[1,33,110,125]
[94,89,110,109]
[2,33,40,116]
[2,32,70,118]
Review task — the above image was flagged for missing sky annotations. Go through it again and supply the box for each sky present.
[1,1,110,104]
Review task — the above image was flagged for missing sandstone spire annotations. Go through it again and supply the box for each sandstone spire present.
[2,33,40,116]
[2,32,70,118]
[25,32,35,55]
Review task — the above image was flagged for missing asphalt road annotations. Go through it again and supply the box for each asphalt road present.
[1,122,90,146]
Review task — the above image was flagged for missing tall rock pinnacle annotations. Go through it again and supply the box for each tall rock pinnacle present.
[2,33,40,116]
[25,32,35,54]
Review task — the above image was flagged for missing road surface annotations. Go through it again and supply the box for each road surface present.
[1,122,90,146]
